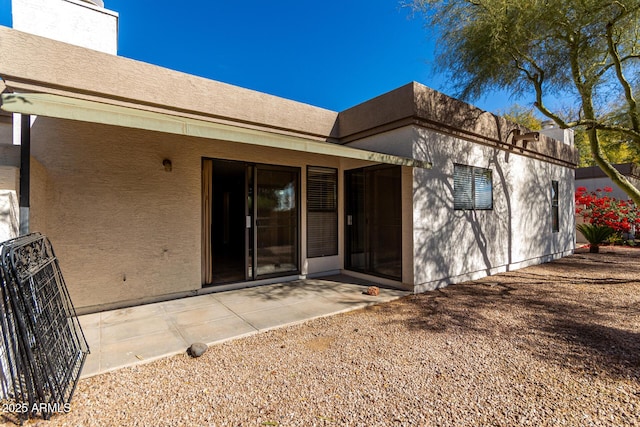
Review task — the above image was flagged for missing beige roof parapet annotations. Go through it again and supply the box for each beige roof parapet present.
[0,26,340,141]
[337,82,578,168]
[0,26,577,167]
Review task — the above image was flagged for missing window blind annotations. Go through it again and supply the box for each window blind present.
[454,164,493,210]
[454,164,473,210]
[307,166,338,257]
[474,168,493,210]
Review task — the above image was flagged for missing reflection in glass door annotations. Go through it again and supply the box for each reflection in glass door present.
[255,167,299,277]
[345,165,402,280]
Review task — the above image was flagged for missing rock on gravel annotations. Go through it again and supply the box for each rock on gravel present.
[187,342,208,358]
[365,286,380,296]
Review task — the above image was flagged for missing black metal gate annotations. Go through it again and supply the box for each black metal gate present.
[0,233,89,421]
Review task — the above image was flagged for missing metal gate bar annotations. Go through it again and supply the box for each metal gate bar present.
[0,233,89,421]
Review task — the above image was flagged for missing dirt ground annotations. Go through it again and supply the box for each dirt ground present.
[2,246,639,426]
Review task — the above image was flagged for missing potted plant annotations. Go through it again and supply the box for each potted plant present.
[576,223,615,253]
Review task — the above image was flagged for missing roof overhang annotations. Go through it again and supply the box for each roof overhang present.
[0,92,431,169]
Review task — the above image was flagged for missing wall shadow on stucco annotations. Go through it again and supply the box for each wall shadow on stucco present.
[412,128,571,291]
[370,254,640,380]
[488,113,514,268]
[410,95,576,292]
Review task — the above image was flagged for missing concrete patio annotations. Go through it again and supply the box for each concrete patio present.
[77,275,409,378]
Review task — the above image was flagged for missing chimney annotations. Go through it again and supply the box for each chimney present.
[539,126,574,147]
[541,120,556,129]
[11,0,118,54]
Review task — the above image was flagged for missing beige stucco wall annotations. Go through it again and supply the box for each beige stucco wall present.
[29,118,200,308]
[0,27,339,142]
[29,156,48,234]
[349,125,575,291]
[29,117,368,310]
[0,121,12,146]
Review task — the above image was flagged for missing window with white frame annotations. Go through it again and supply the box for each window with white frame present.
[454,164,493,210]
[307,166,338,257]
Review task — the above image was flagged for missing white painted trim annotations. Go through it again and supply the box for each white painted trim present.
[1,93,432,169]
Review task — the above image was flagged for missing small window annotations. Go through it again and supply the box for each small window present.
[551,181,559,232]
[307,166,338,257]
[454,164,493,210]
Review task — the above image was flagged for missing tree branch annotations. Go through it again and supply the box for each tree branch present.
[606,20,640,133]
[592,123,640,141]
[511,50,574,128]
[588,127,640,206]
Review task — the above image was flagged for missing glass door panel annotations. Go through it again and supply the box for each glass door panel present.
[209,159,247,284]
[368,166,402,279]
[345,165,402,280]
[345,170,366,271]
[255,167,299,277]
[247,166,254,279]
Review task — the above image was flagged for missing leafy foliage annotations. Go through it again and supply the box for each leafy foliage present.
[574,128,640,166]
[499,104,543,130]
[406,0,640,205]
[576,224,616,250]
[575,186,639,236]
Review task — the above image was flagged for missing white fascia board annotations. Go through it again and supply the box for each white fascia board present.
[0,92,432,169]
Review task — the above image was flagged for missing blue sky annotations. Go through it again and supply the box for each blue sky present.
[0,0,529,113]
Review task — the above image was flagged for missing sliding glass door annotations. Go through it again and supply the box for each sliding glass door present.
[202,159,299,285]
[345,165,402,280]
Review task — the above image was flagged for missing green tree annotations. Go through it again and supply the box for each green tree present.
[406,0,640,205]
[574,128,640,167]
[500,104,543,130]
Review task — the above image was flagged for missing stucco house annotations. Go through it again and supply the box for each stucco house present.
[0,0,577,313]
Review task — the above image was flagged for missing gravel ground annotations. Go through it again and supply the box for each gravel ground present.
[2,246,640,426]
